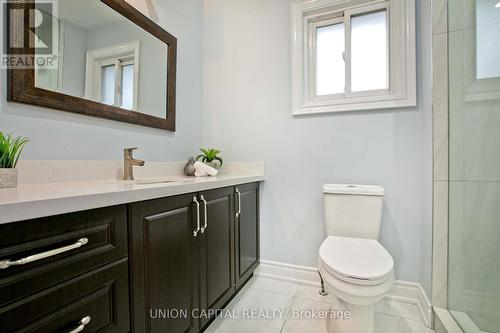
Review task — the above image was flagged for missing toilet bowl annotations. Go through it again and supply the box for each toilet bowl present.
[318,184,394,333]
[319,236,394,333]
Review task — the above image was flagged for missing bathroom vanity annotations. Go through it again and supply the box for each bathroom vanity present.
[0,176,261,333]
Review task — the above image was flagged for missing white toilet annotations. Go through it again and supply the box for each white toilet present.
[318,184,394,333]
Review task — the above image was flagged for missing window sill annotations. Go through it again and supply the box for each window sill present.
[293,96,417,115]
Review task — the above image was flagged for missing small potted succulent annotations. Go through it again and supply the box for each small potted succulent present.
[196,148,223,169]
[0,132,29,188]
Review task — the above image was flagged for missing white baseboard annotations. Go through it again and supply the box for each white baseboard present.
[255,260,321,287]
[387,280,433,328]
[255,260,433,328]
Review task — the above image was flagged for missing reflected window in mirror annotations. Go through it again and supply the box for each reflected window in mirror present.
[85,41,140,110]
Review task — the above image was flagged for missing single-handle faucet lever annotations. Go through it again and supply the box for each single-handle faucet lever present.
[124,148,145,180]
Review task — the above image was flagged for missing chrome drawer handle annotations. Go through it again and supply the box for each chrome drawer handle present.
[200,195,208,233]
[67,316,91,333]
[193,196,201,237]
[236,188,241,219]
[0,238,89,270]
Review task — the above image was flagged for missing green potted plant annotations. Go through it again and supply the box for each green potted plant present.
[0,132,29,188]
[196,148,223,169]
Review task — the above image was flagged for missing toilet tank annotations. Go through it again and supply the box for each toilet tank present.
[324,184,384,240]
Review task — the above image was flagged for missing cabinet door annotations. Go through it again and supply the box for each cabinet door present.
[130,194,199,333]
[235,183,260,288]
[198,187,235,328]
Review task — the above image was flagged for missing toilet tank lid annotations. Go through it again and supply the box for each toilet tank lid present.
[323,184,384,196]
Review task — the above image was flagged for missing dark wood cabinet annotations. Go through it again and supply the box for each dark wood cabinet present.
[0,206,128,307]
[129,183,259,333]
[0,182,260,333]
[129,193,199,333]
[234,183,260,289]
[0,206,130,333]
[0,260,130,333]
[198,187,235,328]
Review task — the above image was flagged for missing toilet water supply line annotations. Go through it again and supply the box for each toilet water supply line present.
[318,270,329,296]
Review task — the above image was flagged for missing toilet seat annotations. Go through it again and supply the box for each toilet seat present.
[319,236,394,286]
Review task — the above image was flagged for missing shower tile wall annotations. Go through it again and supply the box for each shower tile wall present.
[431,0,449,311]
[447,0,500,332]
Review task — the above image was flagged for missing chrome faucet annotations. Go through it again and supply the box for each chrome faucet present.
[124,148,145,180]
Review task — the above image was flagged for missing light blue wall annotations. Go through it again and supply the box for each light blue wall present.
[203,0,433,297]
[0,0,433,298]
[0,0,203,162]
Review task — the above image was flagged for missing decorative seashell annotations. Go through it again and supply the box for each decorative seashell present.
[184,157,196,176]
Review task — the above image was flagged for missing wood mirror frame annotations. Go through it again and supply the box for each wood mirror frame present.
[7,0,177,131]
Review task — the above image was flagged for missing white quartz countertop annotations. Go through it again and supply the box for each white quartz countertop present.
[0,173,264,224]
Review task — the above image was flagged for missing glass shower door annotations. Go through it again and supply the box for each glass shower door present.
[448,0,500,332]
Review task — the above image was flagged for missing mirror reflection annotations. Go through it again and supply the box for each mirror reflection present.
[35,0,168,118]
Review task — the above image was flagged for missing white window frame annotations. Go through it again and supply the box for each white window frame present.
[291,0,416,115]
[84,40,140,111]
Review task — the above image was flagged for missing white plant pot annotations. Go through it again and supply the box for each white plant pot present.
[0,169,18,188]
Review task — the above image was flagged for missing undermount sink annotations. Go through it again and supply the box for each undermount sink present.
[132,177,179,185]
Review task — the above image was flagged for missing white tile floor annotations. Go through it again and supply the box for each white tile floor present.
[205,276,434,333]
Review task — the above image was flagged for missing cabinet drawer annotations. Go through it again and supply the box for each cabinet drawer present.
[0,205,128,306]
[0,259,130,333]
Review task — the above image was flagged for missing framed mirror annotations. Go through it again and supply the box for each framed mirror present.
[7,0,177,131]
